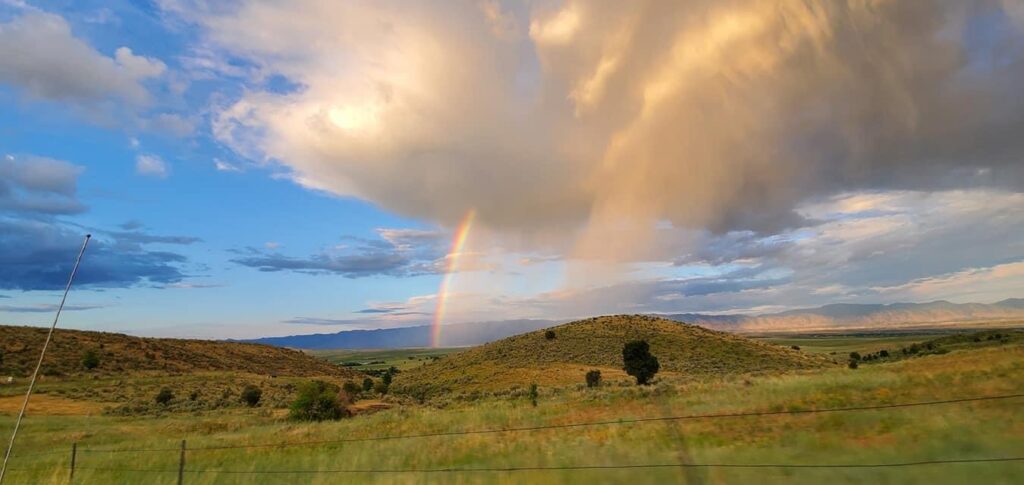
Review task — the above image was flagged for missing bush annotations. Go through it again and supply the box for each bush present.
[342,380,361,395]
[622,340,660,385]
[849,351,861,361]
[289,380,345,421]
[848,360,859,370]
[155,388,174,405]
[240,385,262,407]
[879,349,890,358]
[790,345,800,351]
[382,367,396,386]
[544,330,556,340]
[81,349,101,370]
[362,378,374,392]
[529,383,538,407]
[374,380,389,395]
[585,369,602,388]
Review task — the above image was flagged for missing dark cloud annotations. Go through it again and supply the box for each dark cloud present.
[232,228,446,278]
[0,218,190,290]
[0,303,105,313]
[0,155,199,291]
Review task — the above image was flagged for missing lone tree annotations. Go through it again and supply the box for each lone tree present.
[622,340,660,385]
[81,349,101,370]
[155,388,174,406]
[585,369,602,388]
[529,383,539,407]
[240,385,262,407]
[289,380,345,421]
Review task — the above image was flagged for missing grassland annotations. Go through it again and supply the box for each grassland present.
[2,334,1021,484]
[0,325,362,416]
[392,315,830,398]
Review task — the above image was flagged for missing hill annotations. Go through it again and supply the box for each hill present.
[0,325,359,379]
[244,299,1024,350]
[392,315,830,398]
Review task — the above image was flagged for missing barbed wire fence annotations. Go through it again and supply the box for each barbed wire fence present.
[5,392,1023,483]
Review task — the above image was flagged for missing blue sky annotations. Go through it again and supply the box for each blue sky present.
[1,1,1023,338]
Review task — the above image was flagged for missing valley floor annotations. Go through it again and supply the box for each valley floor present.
[2,339,1023,484]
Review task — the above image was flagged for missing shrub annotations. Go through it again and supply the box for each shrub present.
[342,381,361,395]
[189,390,199,401]
[289,380,345,421]
[240,385,262,407]
[879,349,890,358]
[362,378,374,392]
[622,340,660,385]
[155,388,174,405]
[585,369,602,388]
[81,349,101,370]
[374,380,389,395]
[529,383,538,407]
[382,367,396,386]
[790,345,800,351]
[849,351,861,361]
[848,360,859,370]
[544,330,556,340]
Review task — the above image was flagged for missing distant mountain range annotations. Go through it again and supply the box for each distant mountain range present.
[245,299,1024,350]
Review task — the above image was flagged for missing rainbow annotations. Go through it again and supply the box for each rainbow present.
[431,209,476,347]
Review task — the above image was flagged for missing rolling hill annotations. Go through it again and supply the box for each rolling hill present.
[0,325,360,379]
[245,299,1024,350]
[392,315,830,398]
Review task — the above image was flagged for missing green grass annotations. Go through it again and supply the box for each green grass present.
[307,347,462,372]
[4,338,1022,484]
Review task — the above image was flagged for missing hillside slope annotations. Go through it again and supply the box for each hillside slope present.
[393,315,829,397]
[0,325,359,379]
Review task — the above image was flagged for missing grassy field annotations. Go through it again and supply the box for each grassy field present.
[308,347,462,372]
[2,334,1022,484]
[758,334,943,355]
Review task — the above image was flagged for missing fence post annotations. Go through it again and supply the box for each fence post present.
[68,442,76,483]
[177,440,186,485]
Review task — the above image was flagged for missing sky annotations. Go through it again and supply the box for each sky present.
[1,0,1023,339]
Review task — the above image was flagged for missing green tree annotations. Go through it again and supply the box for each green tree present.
[342,380,361,395]
[362,377,374,392]
[382,368,395,387]
[622,340,660,385]
[81,349,101,370]
[240,385,262,407]
[529,383,538,407]
[289,380,345,421]
[585,369,601,388]
[155,388,174,405]
[849,351,861,361]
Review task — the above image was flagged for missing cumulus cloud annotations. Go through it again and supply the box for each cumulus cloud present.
[135,154,169,177]
[0,155,86,214]
[163,0,1024,260]
[0,12,165,105]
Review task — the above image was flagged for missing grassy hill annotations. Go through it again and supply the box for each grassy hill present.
[393,315,830,398]
[0,325,359,378]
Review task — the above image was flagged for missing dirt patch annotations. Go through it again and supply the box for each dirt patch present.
[348,399,392,415]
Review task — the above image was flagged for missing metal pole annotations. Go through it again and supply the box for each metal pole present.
[0,234,90,484]
[69,442,76,483]
[177,440,186,485]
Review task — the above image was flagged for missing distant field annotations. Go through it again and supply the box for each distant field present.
[307,347,463,371]
[757,334,942,355]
